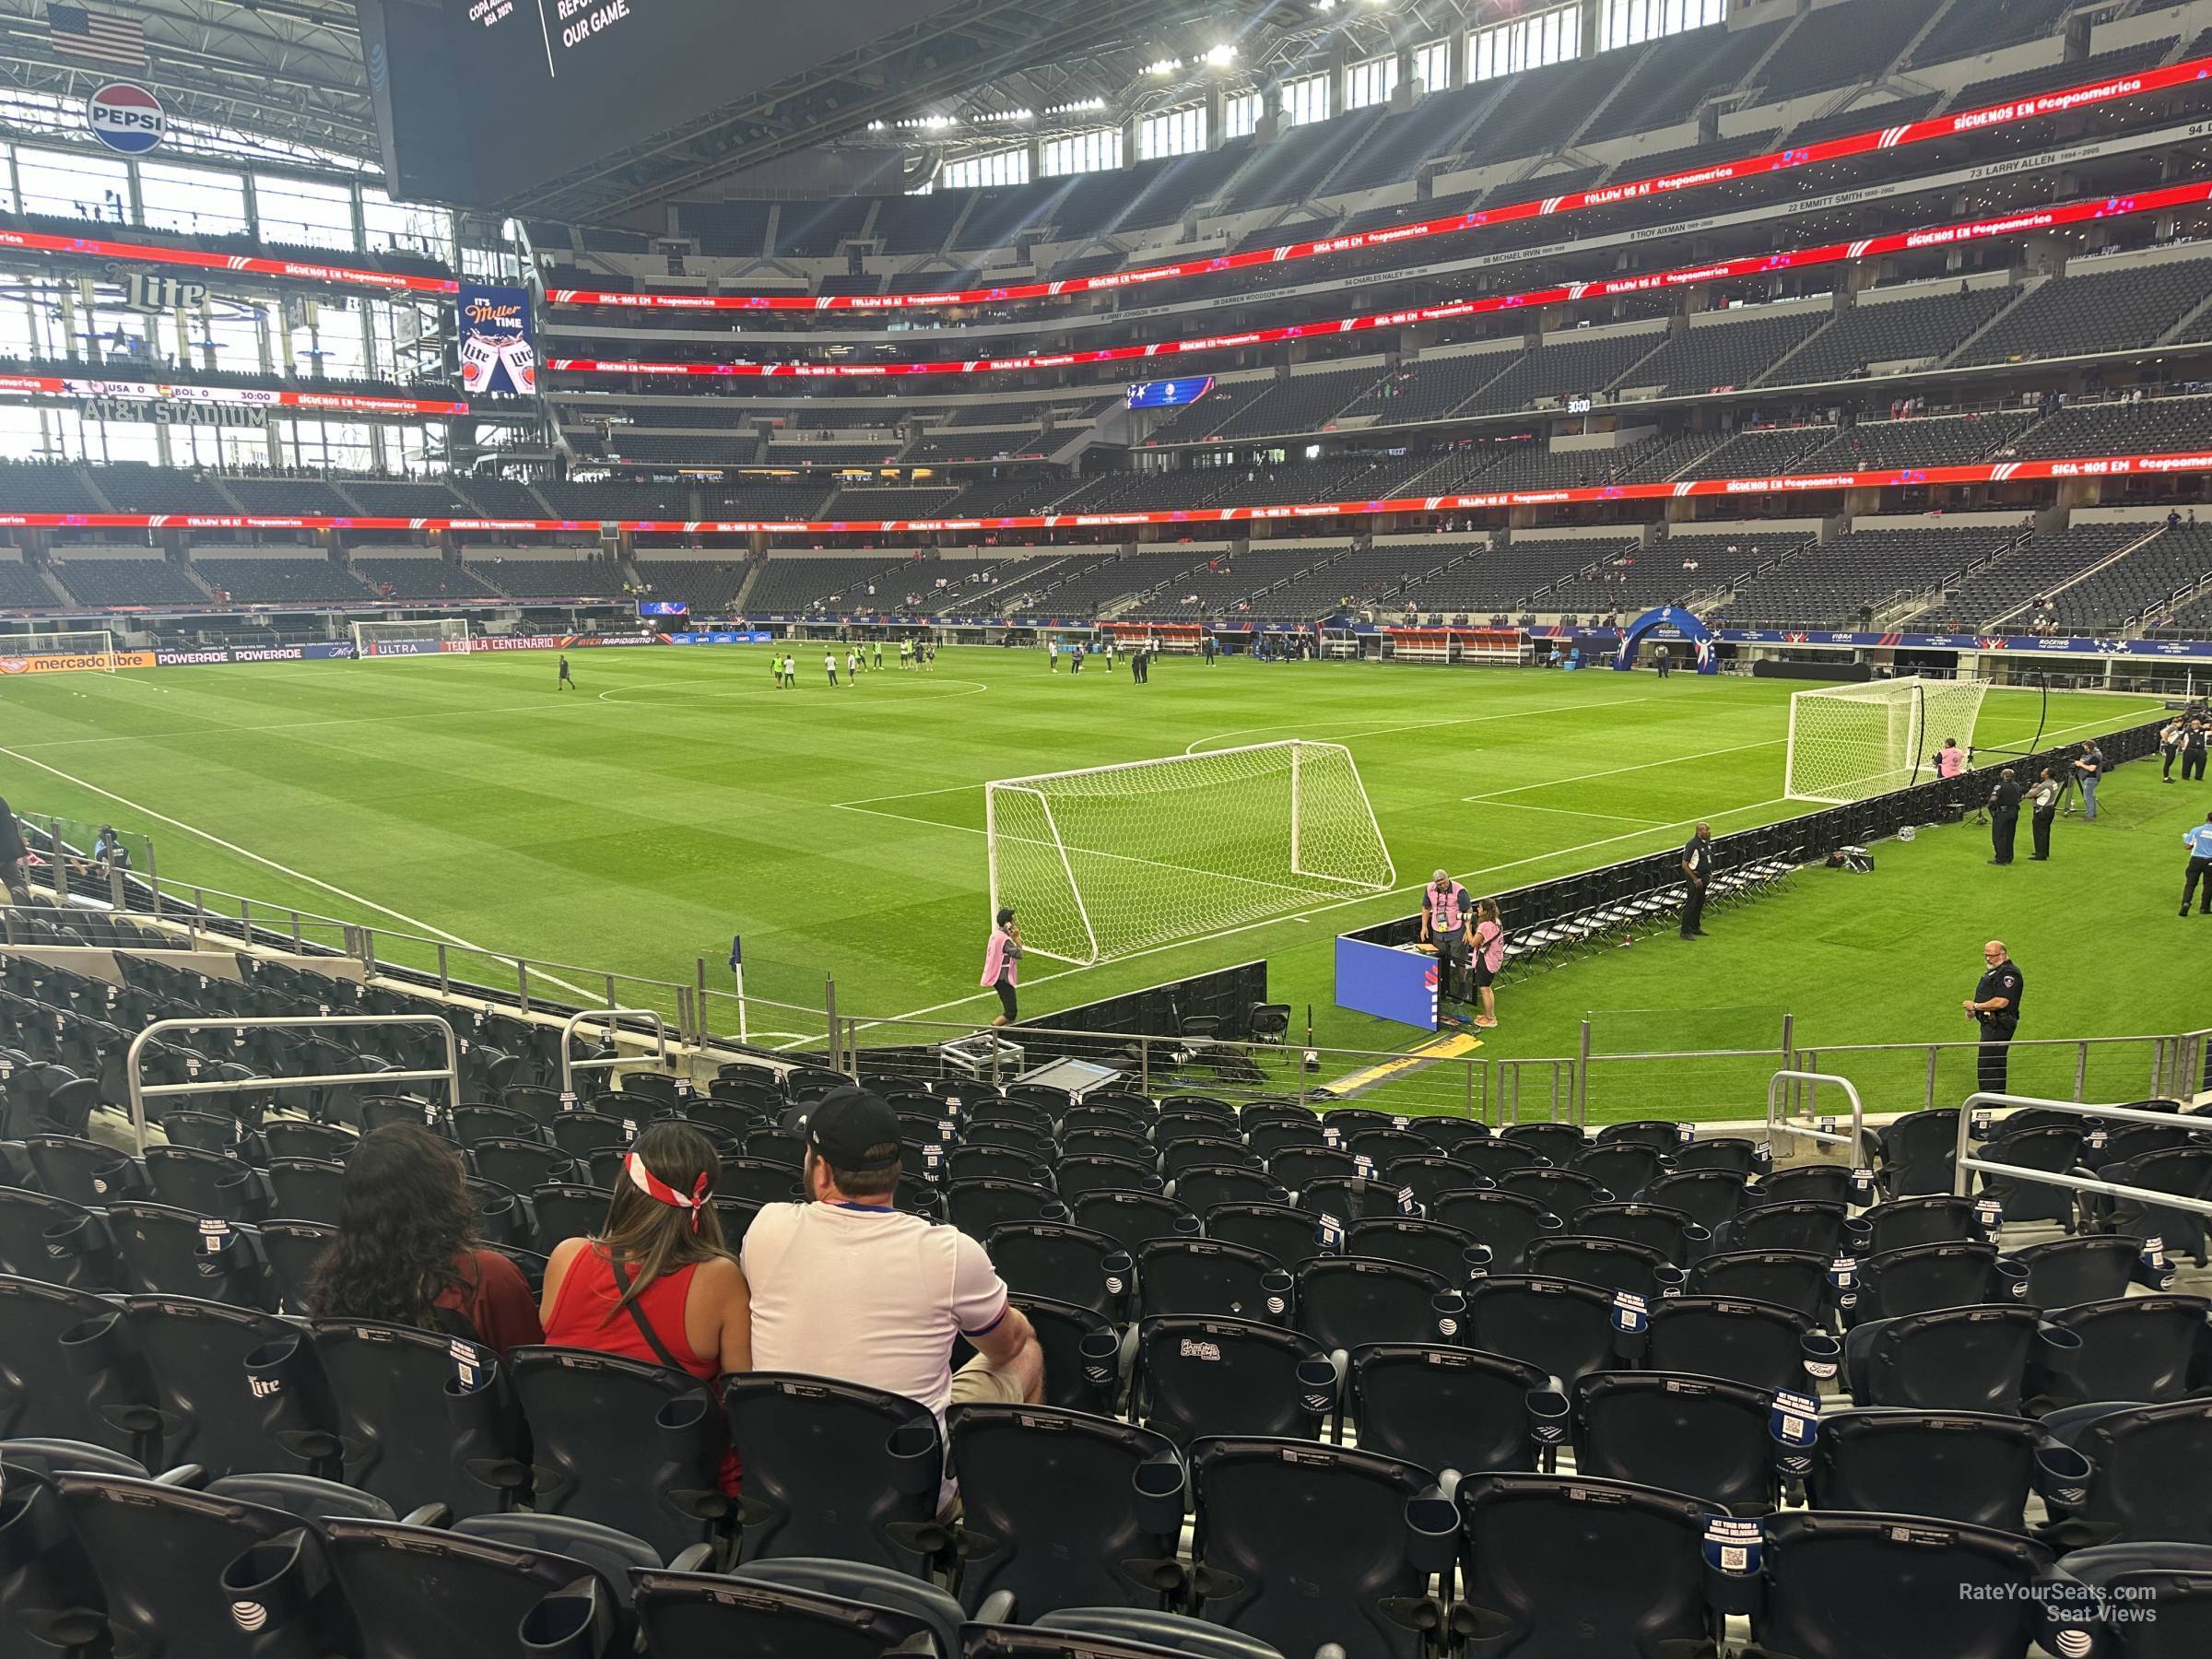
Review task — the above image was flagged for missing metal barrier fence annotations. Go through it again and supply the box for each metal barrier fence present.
[559,1007,670,1098]
[124,1015,462,1156]
[1765,1069,1867,1165]
[1950,1090,2212,1226]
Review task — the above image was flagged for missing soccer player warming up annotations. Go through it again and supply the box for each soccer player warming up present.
[825,649,839,688]
[557,654,574,690]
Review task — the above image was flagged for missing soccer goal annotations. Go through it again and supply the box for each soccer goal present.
[1784,675,1989,804]
[3,629,117,672]
[350,618,473,660]
[985,740,1396,965]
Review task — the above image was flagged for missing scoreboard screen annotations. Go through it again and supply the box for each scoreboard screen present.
[1127,377,1215,410]
[359,0,970,206]
[638,599,689,617]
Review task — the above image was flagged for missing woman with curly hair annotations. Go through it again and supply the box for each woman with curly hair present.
[307,1124,543,1353]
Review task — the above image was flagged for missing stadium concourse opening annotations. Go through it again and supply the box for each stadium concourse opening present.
[9,0,2212,1653]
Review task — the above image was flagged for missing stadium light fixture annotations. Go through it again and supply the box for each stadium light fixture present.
[1204,43,1237,65]
[1147,56,1183,75]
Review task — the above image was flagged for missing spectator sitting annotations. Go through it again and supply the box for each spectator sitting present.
[307,1124,544,1354]
[741,1088,1043,1484]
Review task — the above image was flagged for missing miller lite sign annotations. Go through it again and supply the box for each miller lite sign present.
[87,83,166,155]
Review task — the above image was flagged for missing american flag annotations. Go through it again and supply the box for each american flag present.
[46,5,147,69]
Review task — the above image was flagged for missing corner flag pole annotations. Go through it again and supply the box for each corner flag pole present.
[728,934,747,1045]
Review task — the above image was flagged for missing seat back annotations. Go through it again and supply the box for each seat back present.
[1571,1144,1668,1198]
[1806,1408,2044,1534]
[1571,1370,1778,1513]
[1852,1241,2005,1324]
[0,1275,147,1451]
[1720,1199,1853,1257]
[1135,1317,1331,1446]
[947,1405,1184,1617]
[1524,1235,1673,1302]
[721,1373,943,1571]
[1296,1257,1449,1355]
[1876,1108,1963,1196]
[1170,1167,1279,1213]
[306,1319,528,1517]
[1425,1190,1562,1273]
[258,1219,336,1313]
[1198,1203,1316,1271]
[122,1295,325,1479]
[1014,1295,1124,1416]
[1451,1142,1548,1183]
[104,1201,269,1309]
[1462,1276,1620,1386]
[1342,1218,1484,1288]
[2012,1235,2142,1312]
[1640,1169,1751,1233]
[323,1517,618,1659]
[1862,1196,1984,1254]
[508,1347,726,1559]
[1685,1249,1830,1321]
[947,1178,1065,1240]
[2035,1296,2212,1410]
[1500,1124,1586,1165]
[1136,1238,1291,1324]
[988,1221,1133,1318]
[0,1184,116,1289]
[1347,1344,1556,1479]
[1844,1306,2041,1413]
[1644,1296,1825,1394]
[1072,1190,1198,1254]
[2048,1399,2212,1546]
[2056,1542,2212,1657]
[1187,1436,1450,1659]
[631,1565,944,1659]
[1454,1472,1712,1655]
[1750,1510,2053,1659]
[1497,1168,1610,1216]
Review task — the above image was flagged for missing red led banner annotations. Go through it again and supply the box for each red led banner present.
[4,450,2206,535]
[547,57,2212,312]
[0,372,468,416]
[544,181,2212,378]
[0,228,458,296]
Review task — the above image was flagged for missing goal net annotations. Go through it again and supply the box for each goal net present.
[351,618,473,660]
[1784,676,1989,804]
[986,740,1396,965]
[2,629,117,673]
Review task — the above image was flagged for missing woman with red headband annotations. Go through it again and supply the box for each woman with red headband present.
[539,1120,753,1493]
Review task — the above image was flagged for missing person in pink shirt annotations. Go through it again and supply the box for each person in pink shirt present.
[982,906,1023,1026]
[1471,899,1505,1030]
[1936,738,1967,779]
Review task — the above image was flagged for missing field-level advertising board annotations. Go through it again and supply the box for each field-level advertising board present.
[986,740,1395,966]
[0,630,119,673]
[350,618,474,660]
[1784,676,1990,804]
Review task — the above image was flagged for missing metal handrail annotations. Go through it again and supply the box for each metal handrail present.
[1765,1069,1866,1159]
[125,1015,462,1156]
[1949,1089,2212,1222]
[559,1006,671,1098]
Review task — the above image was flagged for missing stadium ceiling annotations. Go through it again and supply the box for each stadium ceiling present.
[0,0,377,163]
[0,0,1491,214]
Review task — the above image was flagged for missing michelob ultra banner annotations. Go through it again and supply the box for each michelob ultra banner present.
[455,284,536,396]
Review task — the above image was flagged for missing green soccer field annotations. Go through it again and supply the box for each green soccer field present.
[0,646,2195,1117]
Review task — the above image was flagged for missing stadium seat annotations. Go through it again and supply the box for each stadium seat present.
[2014,1234,2147,1311]
[0,1276,147,1452]
[1183,1436,1453,1659]
[2030,1296,2212,1410]
[1873,1108,1964,1197]
[1749,1164,1854,1207]
[1267,1146,1361,1195]
[1640,1169,1752,1234]
[1135,1238,1291,1324]
[2088,1146,2212,1266]
[1860,1195,1988,1253]
[509,1347,729,1559]
[990,1221,1135,1318]
[1066,1126,1163,1164]
[1133,1317,1334,1446]
[50,1470,359,1658]
[1425,1190,1564,1273]
[721,1372,946,1571]
[1347,1341,1562,1479]
[1972,1122,2085,1227]
[2056,1543,2212,1658]
[1379,1157,1468,1210]
[1009,1295,1124,1416]
[1168,1167,1279,1212]
[2041,1398,2212,1547]
[1342,1218,1487,1287]
[18,1135,140,1206]
[1643,1295,1839,1394]
[1072,1191,1199,1254]
[948,1146,1055,1188]
[1496,1167,1611,1216]
[0,1451,147,1657]
[1805,1407,2093,1534]
[947,1404,1184,1617]
[304,1319,529,1517]
[632,1559,963,1659]
[1718,1198,1865,1258]
[257,1218,335,1312]
[1847,1241,2018,1324]
[548,1112,631,1161]
[950,1179,1068,1241]
[1453,1472,1712,1655]
[1450,1141,1549,1182]
[1843,1306,2051,1413]
[1570,1370,1782,1514]
[265,1156,348,1225]
[1743,1510,2058,1659]
[1295,1257,1452,1356]
[103,1201,272,1310]
[1199,1203,1317,1271]
[103,1294,329,1480]
[967,1610,1285,1658]
[1461,1276,1622,1387]
[1524,1234,1677,1301]
[1669,1136,1769,1177]
[1683,1249,1832,1321]
[1571,1142,1668,1197]
[1500,1124,1585,1165]
[0,1185,119,1289]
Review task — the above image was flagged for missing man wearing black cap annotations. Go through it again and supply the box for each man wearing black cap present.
[743,1087,1043,1441]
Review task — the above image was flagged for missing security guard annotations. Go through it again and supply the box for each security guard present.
[1679,821,1712,939]
[1963,940,2024,1094]
[2184,717,2210,783]
[1986,769,2022,865]
[2183,811,2212,917]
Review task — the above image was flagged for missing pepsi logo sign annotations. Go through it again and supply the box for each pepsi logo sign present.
[87,83,166,155]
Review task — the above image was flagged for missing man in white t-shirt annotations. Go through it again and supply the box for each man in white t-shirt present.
[742,1088,1043,1420]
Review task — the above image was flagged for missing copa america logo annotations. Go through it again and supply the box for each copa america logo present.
[87,83,166,155]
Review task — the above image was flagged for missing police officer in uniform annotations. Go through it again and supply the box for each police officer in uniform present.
[1963,940,2024,1094]
[2183,717,2209,783]
[1986,768,2022,865]
[2183,811,2212,917]
[1679,821,1712,939]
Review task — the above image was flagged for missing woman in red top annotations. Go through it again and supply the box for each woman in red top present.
[540,1121,751,1454]
[307,1124,543,1354]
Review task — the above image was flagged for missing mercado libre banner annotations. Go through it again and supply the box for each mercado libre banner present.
[6,449,2212,537]
[542,55,2212,311]
[0,648,154,674]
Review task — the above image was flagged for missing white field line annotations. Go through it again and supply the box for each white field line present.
[0,745,602,1005]
[850,793,1795,1035]
[1461,737,1784,802]
[1182,697,1654,756]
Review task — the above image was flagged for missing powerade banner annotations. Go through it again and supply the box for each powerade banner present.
[456,285,535,397]
[152,644,349,665]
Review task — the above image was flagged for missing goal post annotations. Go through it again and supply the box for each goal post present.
[350,618,473,660]
[1784,675,1989,804]
[2,629,118,673]
[985,739,1395,965]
